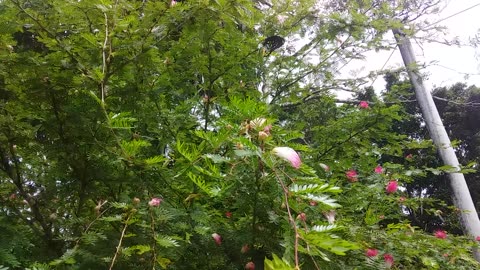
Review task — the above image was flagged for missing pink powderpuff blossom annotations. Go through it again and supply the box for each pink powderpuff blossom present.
[319,163,330,172]
[148,197,162,207]
[365,249,379,257]
[225,212,232,218]
[476,236,480,241]
[384,254,394,268]
[386,181,398,194]
[346,170,358,182]
[374,165,383,174]
[359,101,369,108]
[272,147,301,169]
[434,230,447,239]
[211,233,222,246]
[245,261,255,270]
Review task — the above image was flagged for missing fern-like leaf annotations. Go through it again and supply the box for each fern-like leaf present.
[120,140,150,157]
[155,236,180,247]
[203,154,230,163]
[144,155,167,166]
[108,112,137,129]
[187,172,219,197]
[302,194,341,208]
[176,141,204,162]
[311,224,337,233]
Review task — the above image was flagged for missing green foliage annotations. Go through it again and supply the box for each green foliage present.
[264,254,293,270]
[1,0,479,269]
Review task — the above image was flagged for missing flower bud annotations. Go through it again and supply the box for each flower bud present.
[211,233,222,246]
[245,261,255,270]
[258,131,269,141]
[272,147,301,169]
[148,197,162,207]
[297,212,307,222]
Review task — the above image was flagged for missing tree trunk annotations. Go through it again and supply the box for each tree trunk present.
[393,28,480,261]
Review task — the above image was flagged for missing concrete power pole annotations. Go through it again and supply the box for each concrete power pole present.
[392,28,480,261]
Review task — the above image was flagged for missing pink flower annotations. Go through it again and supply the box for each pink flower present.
[148,197,162,207]
[319,163,330,172]
[297,212,307,222]
[212,233,222,246]
[323,210,336,225]
[434,230,447,239]
[309,201,318,206]
[272,147,301,169]
[405,154,413,160]
[263,124,272,134]
[386,181,398,194]
[245,261,255,270]
[398,196,406,203]
[241,244,250,254]
[346,170,358,182]
[384,254,394,268]
[170,0,177,7]
[476,236,480,241]
[374,165,383,174]
[365,249,379,257]
[359,101,369,108]
[225,212,232,218]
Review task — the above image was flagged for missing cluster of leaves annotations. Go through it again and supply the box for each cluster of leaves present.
[1,0,480,269]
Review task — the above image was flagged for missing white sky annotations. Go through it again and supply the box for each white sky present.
[346,0,480,92]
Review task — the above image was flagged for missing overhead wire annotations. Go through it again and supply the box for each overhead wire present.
[382,2,480,91]
[424,2,480,28]
[368,45,398,88]
[332,2,480,100]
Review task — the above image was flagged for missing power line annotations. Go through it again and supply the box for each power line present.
[432,63,480,77]
[426,2,480,28]
[369,45,398,87]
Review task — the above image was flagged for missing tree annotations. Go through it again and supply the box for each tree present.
[433,84,480,211]
[1,0,480,269]
[383,74,480,233]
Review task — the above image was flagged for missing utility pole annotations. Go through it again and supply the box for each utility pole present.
[393,28,480,261]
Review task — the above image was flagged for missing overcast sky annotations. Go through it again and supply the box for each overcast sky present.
[346,0,480,92]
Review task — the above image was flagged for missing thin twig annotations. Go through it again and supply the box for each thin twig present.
[150,208,157,270]
[101,12,109,103]
[109,214,132,270]
[273,169,299,269]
